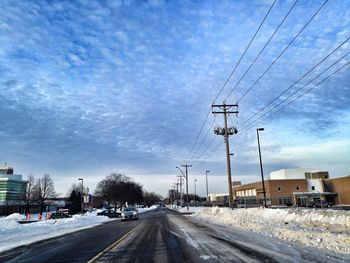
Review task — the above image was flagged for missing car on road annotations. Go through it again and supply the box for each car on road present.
[121,207,138,221]
[97,209,121,218]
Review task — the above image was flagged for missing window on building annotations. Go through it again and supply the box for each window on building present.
[296,186,300,191]
[277,186,282,192]
[279,197,292,206]
[311,186,315,190]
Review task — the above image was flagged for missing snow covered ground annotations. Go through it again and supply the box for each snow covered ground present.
[187,207,350,254]
[0,205,158,253]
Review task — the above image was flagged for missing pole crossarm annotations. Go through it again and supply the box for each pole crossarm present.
[212,104,239,114]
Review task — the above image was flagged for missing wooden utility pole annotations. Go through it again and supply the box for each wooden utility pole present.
[212,103,238,209]
[181,164,192,211]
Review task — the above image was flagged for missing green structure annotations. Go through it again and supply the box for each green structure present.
[0,167,27,202]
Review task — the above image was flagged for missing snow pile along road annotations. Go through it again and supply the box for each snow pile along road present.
[0,205,158,253]
[193,207,350,254]
[0,212,112,253]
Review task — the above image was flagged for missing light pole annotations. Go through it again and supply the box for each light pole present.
[194,179,197,205]
[257,128,267,208]
[78,178,84,213]
[205,171,210,202]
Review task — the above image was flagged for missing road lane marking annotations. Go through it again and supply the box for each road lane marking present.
[87,222,144,263]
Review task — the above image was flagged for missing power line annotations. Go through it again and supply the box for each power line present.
[239,35,350,128]
[188,115,216,162]
[235,0,329,104]
[241,51,350,131]
[185,0,277,164]
[185,107,211,162]
[191,136,220,168]
[192,137,223,168]
[224,0,299,101]
[212,0,277,104]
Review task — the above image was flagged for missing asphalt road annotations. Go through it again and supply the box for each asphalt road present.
[1,208,349,263]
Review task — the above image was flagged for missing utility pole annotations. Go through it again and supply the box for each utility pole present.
[205,170,210,202]
[257,128,267,208]
[180,164,192,210]
[194,179,197,206]
[78,178,84,213]
[212,102,238,209]
[177,175,184,207]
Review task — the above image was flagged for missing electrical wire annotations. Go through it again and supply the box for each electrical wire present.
[224,0,299,101]
[212,0,277,104]
[188,115,216,162]
[239,35,350,129]
[241,52,350,131]
[186,0,277,164]
[235,0,329,104]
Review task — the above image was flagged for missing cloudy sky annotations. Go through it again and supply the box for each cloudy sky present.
[0,0,349,197]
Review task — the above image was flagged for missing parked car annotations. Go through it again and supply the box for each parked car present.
[97,209,120,218]
[308,200,333,208]
[50,212,72,219]
[121,207,138,221]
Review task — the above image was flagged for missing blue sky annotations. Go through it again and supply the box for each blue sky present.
[0,0,349,197]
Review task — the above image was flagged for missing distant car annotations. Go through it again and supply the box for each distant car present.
[50,212,72,219]
[121,207,138,221]
[97,209,120,218]
[308,200,333,208]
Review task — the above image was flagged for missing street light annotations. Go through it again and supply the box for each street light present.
[205,171,210,202]
[78,178,84,213]
[256,128,267,208]
[194,179,197,205]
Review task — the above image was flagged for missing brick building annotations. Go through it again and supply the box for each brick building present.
[233,169,348,207]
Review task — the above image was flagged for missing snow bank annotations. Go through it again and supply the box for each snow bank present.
[192,207,350,254]
[0,205,159,253]
[0,212,113,253]
[137,205,159,213]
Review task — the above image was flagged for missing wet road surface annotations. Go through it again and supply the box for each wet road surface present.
[1,208,349,263]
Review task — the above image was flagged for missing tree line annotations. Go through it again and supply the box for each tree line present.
[94,173,162,209]
[20,172,163,215]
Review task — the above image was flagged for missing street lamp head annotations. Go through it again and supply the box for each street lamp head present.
[206,170,210,173]
[257,128,264,131]
[78,178,83,181]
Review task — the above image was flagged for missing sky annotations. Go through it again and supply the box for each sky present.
[0,0,349,197]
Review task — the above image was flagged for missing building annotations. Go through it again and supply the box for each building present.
[323,175,350,205]
[208,193,229,206]
[233,168,348,207]
[0,166,27,202]
[0,166,28,215]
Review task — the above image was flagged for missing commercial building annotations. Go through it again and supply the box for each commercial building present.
[208,193,229,206]
[323,175,350,205]
[233,169,348,207]
[0,166,28,215]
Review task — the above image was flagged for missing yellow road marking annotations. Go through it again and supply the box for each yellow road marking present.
[87,222,144,263]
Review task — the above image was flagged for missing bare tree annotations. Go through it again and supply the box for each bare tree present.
[22,174,36,214]
[143,191,162,207]
[67,183,88,197]
[33,174,56,214]
[95,173,143,209]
